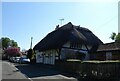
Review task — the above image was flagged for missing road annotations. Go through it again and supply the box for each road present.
[2,61,78,81]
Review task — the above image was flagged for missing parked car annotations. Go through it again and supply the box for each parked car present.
[14,57,21,63]
[19,57,30,64]
[9,57,21,63]
[9,57,15,62]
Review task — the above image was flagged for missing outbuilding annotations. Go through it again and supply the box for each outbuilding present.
[96,42,120,60]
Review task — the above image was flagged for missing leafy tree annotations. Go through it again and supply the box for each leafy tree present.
[11,40,18,47]
[110,32,116,40]
[1,37,11,49]
[4,47,22,57]
[110,32,120,42]
[1,37,18,49]
[27,49,35,61]
[116,33,120,42]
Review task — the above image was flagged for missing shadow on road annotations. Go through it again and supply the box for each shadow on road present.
[15,64,120,81]
[15,64,76,79]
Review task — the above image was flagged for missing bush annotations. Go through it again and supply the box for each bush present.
[4,47,21,58]
[27,49,35,61]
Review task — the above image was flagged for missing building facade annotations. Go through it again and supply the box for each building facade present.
[95,42,120,60]
[34,22,103,64]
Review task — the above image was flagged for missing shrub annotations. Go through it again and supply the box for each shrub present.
[27,49,35,61]
[4,47,21,58]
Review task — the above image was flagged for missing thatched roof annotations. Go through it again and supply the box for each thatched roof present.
[33,22,103,52]
[97,42,120,52]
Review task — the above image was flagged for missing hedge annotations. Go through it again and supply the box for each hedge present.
[55,60,120,79]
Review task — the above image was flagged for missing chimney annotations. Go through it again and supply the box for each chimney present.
[118,1,120,33]
[55,25,59,30]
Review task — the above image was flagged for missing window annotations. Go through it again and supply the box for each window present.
[106,52,112,60]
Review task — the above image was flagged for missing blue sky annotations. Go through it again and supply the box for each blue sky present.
[2,1,119,50]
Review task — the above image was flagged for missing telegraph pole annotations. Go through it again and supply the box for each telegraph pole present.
[30,37,33,49]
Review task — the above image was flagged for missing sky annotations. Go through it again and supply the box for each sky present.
[2,1,120,50]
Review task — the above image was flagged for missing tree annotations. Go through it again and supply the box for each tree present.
[11,40,18,47]
[1,37,18,49]
[116,33,120,42]
[4,47,22,58]
[110,32,116,40]
[27,49,35,61]
[110,32,120,42]
[1,37,11,49]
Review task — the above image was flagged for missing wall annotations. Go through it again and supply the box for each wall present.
[95,52,106,60]
[36,49,58,65]
[96,50,120,60]
[60,42,90,60]
[111,51,120,60]
[36,51,43,63]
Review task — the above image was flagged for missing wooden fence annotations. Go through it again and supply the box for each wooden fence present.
[55,60,120,79]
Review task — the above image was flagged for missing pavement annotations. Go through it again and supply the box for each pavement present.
[2,61,27,79]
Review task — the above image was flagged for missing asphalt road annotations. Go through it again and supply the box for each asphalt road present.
[2,61,78,81]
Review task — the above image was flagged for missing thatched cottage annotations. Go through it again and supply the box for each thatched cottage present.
[33,22,103,65]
